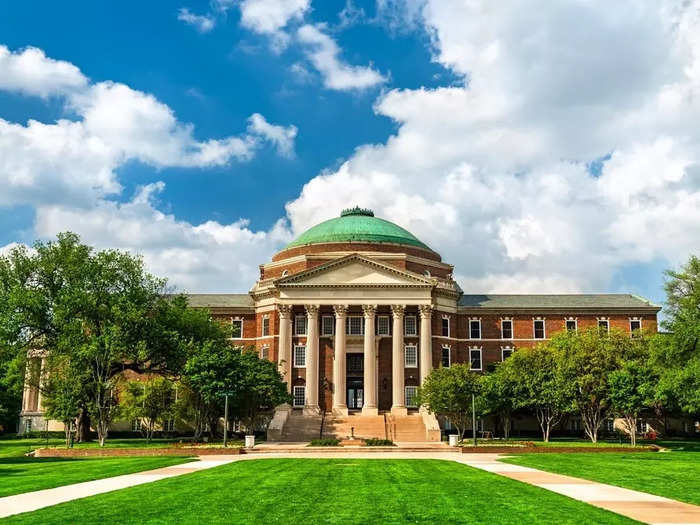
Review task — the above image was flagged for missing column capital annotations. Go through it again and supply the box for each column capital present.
[362,304,377,317]
[391,304,406,317]
[278,304,292,319]
[333,304,349,318]
[304,304,320,318]
[419,305,433,319]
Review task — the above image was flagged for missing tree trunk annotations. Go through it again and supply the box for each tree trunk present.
[503,414,511,440]
[76,408,91,442]
[624,415,637,446]
[580,407,603,443]
[64,420,72,448]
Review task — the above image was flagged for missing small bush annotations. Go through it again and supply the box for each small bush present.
[308,438,340,447]
[364,438,395,446]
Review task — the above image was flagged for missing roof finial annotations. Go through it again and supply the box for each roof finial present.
[340,206,374,217]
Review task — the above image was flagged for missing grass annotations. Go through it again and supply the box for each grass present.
[503,449,700,506]
[4,459,639,524]
[0,438,192,498]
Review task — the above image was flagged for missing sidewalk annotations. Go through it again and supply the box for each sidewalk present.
[1,452,698,524]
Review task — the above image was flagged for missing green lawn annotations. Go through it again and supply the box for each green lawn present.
[0,438,192,498]
[503,450,700,506]
[5,459,639,524]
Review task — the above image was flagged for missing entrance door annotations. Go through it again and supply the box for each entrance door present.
[347,379,364,409]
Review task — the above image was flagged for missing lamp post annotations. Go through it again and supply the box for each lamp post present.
[220,390,234,448]
[472,393,477,447]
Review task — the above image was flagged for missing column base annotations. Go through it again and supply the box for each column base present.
[391,406,408,416]
[332,405,349,416]
[302,405,321,416]
[361,406,379,416]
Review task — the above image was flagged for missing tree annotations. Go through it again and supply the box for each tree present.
[553,328,640,443]
[608,358,656,446]
[229,349,291,435]
[0,233,202,446]
[120,377,176,442]
[505,345,573,442]
[652,255,700,422]
[414,364,481,440]
[41,356,87,447]
[480,363,519,439]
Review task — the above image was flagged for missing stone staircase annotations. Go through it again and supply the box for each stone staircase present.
[322,414,387,440]
[279,411,323,442]
[386,414,430,442]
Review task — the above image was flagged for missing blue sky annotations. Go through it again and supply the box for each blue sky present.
[1,0,698,306]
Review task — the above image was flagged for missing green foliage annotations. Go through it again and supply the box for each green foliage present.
[41,356,88,446]
[308,438,340,446]
[415,364,481,439]
[119,377,176,442]
[364,438,395,446]
[608,358,657,446]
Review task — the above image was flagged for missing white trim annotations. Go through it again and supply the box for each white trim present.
[533,318,546,339]
[629,317,642,336]
[231,318,243,339]
[405,385,418,407]
[293,345,306,368]
[441,345,451,368]
[377,315,391,336]
[564,317,578,332]
[260,344,270,360]
[441,315,450,338]
[261,315,270,337]
[501,346,514,361]
[294,315,307,336]
[404,315,418,336]
[469,347,482,371]
[597,318,610,333]
[469,318,482,340]
[347,315,364,336]
[293,385,305,407]
[404,344,418,367]
[500,319,513,340]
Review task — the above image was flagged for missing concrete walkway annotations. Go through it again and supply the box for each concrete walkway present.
[1,452,699,524]
[0,458,233,519]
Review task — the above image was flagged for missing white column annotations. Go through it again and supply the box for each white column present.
[36,357,46,412]
[362,304,378,416]
[391,304,407,416]
[333,305,348,415]
[419,305,433,385]
[303,304,320,415]
[277,305,293,394]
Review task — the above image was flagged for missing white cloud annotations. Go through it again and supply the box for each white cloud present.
[283,0,700,293]
[247,113,297,157]
[297,24,387,91]
[34,183,292,292]
[177,8,216,33]
[238,0,309,35]
[0,45,87,98]
[0,45,295,207]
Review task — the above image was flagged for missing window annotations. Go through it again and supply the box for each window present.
[164,419,175,432]
[321,315,334,336]
[24,418,32,433]
[469,319,481,339]
[405,344,418,367]
[377,315,390,336]
[469,348,482,371]
[533,319,545,339]
[630,319,642,337]
[501,319,513,339]
[441,346,451,368]
[565,319,577,332]
[501,347,513,361]
[293,386,305,407]
[260,345,269,360]
[636,419,647,434]
[293,345,306,368]
[605,419,615,433]
[347,316,364,336]
[132,419,142,432]
[441,317,450,337]
[262,316,270,337]
[405,386,418,407]
[598,319,609,334]
[294,315,307,336]
[281,269,289,277]
[404,315,417,336]
[231,319,243,338]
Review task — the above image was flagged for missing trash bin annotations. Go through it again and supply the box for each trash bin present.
[449,434,459,447]
[245,435,255,448]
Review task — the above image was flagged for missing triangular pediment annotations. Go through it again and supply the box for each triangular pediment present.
[276,255,432,288]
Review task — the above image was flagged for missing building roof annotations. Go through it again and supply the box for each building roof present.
[184,294,254,308]
[458,294,660,310]
[285,207,434,252]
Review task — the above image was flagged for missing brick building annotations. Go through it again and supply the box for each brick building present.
[19,207,661,440]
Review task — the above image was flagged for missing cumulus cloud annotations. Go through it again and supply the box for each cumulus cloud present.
[0,45,294,207]
[177,8,216,33]
[238,0,309,35]
[297,24,387,91]
[247,113,298,158]
[283,0,700,293]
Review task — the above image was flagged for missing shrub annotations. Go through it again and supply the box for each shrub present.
[308,438,340,447]
[364,438,395,446]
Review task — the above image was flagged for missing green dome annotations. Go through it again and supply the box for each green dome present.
[285,207,432,251]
